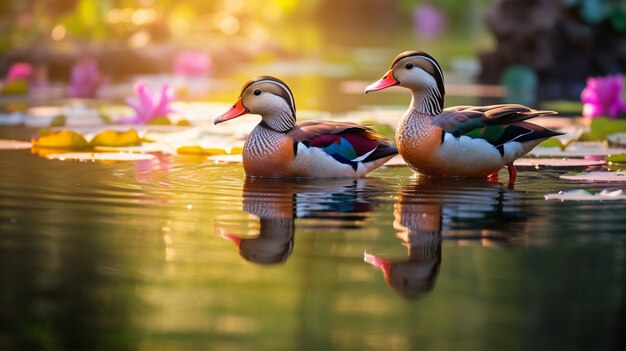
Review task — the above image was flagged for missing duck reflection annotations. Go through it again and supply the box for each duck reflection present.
[217,177,380,264]
[366,177,530,299]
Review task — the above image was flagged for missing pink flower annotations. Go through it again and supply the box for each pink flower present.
[412,4,445,40]
[581,74,626,119]
[173,50,212,77]
[118,81,176,124]
[5,62,34,82]
[68,58,105,98]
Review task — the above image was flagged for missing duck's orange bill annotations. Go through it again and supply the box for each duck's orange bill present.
[214,97,250,124]
[364,69,399,93]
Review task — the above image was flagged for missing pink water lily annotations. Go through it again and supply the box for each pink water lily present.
[581,74,626,119]
[119,81,176,124]
[5,62,34,82]
[173,50,212,77]
[68,58,105,98]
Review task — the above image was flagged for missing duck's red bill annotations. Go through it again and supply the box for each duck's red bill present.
[214,97,250,124]
[364,69,399,93]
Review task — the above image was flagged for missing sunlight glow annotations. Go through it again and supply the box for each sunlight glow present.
[51,25,66,41]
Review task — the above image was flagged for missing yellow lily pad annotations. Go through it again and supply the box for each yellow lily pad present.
[177,145,228,155]
[147,116,172,125]
[90,129,141,147]
[31,130,89,149]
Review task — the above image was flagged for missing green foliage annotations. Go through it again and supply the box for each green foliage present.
[500,65,538,107]
[605,153,626,164]
[584,117,626,141]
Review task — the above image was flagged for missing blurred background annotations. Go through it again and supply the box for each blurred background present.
[0,0,625,112]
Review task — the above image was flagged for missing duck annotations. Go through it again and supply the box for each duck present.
[364,51,562,186]
[215,76,398,178]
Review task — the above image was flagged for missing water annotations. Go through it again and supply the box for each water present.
[0,145,624,351]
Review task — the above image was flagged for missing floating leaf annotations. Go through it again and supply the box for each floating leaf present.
[49,115,66,127]
[514,158,606,167]
[607,132,626,146]
[90,129,141,147]
[45,152,156,162]
[545,188,626,201]
[207,154,243,163]
[147,116,172,125]
[31,130,89,149]
[585,117,626,141]
[606,153,626,164]
[560,171,626,182]
[176,146,228,155]
[529,141,626,157]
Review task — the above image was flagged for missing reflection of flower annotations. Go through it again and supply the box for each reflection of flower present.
[119,81,175,124]
[5,62,34,82]
[581,74,626,118]
[412,4,445,39]
[68,58,104,98]
[173,50,212,76]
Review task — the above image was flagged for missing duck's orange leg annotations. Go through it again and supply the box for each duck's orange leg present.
[506,162,516,189]
[487,170,499,183]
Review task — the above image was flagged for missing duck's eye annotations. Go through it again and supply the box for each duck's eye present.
[405,63,414,70]
[253,89,262,96]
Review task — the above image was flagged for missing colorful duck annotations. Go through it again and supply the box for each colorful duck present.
[365,51,562,186]
[215,76,398,178]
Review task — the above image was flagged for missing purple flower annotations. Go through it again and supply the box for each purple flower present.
[68,58,105,98]
[173,50,212,77]
[412,4,445,40]
[581,74,626,119]
[118,81,176,124]
[5,62,34,82]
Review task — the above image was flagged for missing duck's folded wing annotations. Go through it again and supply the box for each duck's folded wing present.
[288,120,397,162]
[433,104,557,134]
[432,105,561,147]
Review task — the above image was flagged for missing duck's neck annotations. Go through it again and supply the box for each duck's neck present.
[260,108,296,133]
[410,89,443,116]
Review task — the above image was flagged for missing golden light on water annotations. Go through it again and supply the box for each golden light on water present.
[219,15,241,35]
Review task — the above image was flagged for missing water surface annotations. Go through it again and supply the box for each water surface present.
[0,145,624,351]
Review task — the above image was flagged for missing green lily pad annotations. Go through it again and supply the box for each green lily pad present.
[606,153,626,164]
[585,118,626,141]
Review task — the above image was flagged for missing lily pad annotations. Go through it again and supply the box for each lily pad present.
[207,154,243,163]
[45,152,156,162]
[529,141,626,157]
[606,154,626,164]
[607,132,626,146]
[514,158,606,167]
[176,146,228,155]
[90,129,142,147]
[384,155,407,167]
[0,139,32,150]
[560,171,626,182]
[31,130,90,149]
[545,188,626,201]
[585,118,626,141]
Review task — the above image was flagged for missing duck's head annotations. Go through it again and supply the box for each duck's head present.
[214,76,296,132]
[365,51,445,114]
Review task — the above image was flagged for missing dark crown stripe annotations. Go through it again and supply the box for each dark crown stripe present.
[241,75,296,115]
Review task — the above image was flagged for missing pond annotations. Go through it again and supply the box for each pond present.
[0,134,624,350]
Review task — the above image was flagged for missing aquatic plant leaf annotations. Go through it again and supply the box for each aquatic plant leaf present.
[514,158,606,167]
[90,129,141,147]
[31,130,89,149]
[606,154,626,164]
[529,141,626,157]
[176,146,228,155]
[586,118,626,141]
[545,188,626,201]
[560,171,626,182]
[207,154,243,163]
